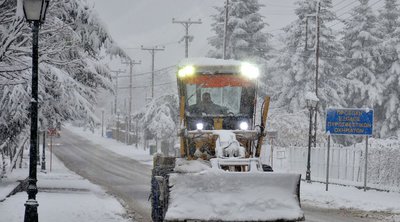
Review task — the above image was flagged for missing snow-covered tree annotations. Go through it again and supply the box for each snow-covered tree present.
[207,0,272,61]
[0,0,126,171]
[342,0,383,112]
[375,0,400,138]
[143,94,179,141]
[265,0,345,146]
[273,0,345,113]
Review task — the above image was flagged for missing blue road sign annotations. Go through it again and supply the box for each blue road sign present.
[326,108,373,136]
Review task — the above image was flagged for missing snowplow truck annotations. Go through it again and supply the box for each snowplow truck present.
[150,58,304,222]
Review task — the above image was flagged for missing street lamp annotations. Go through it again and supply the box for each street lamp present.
[305,92,319,183]
[117,109,121,141]
[22,0,50,221]
[40,130,46,172]
[101,108,105,137]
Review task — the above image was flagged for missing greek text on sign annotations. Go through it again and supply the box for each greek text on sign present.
[326,108,373,136]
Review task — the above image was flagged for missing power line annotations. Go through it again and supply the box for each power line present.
[334,0,358,14]
[118,80,176,90]
[124,41,178,50]
[269,48,398,61]
[116,65,175,78]
[335,1,363,19]
[329,0,384,28]
[333,0,349,7]
[172,18,202,58]
[264,0,357,34]
[266,27,285,33]
[264,3,296,8]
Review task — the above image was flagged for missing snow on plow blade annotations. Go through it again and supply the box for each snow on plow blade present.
[164,171,304,222]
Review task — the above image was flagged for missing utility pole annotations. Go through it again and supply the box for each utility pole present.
[122,59,141,145]
[223,0,229,59]
[101,109,104,137]
[141,46,165,98]
[172,18,202,58]
[111,69,125,115]
[313,0,321,149]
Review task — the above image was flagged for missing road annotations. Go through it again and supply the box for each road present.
[54,129,152,222]
[53,129,384,222]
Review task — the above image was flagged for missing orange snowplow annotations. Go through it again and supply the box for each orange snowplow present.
[150,58,304,222]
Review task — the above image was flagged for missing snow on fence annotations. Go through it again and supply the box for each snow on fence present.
[271,139,400,192]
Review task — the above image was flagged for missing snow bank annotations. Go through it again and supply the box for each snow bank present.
[302,182,400,214]
[165,171,303,221]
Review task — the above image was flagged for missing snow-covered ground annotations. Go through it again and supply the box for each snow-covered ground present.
[0,141,130,222]
[1,125,400,222]
[302,182,400,213]
[67,124,153,165]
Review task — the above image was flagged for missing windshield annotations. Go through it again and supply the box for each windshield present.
[186,83,246,116]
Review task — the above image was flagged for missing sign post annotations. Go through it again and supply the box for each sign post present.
[364,136,368,191]
[325,108,373,191]
[326,135,330,191]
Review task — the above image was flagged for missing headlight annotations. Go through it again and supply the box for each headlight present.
[240,62,259,79]
[178,65,195,78]
[239,121,249,130]
[196,122,204,130]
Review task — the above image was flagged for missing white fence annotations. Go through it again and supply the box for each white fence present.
[266,140,400,192]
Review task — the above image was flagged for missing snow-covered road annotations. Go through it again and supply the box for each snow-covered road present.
[53,129,152,222]
[53,128,397,222]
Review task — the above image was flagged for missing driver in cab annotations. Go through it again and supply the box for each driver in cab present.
[195,92,227,115]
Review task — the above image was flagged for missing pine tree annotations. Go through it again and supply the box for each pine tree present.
[263,0,346,145]
[342,0,383,110]
[376,0,400,137]
[273,0,345,112]
[207,0,272,61]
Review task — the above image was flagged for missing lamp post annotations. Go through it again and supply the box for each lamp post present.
[117,109,120,142]
[22,0,50,221]
[40,130,46,172]
[101,108,105,137]
[305,92,319,183]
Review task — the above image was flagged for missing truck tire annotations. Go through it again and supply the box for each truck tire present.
[150,155,176,222]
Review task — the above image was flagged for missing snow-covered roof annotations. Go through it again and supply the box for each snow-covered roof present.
[178,57,242,67]
[178,57,247,75]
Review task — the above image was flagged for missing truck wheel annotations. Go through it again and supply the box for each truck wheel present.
[151,174,164,222]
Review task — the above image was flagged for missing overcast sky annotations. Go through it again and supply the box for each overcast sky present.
[90,0,385,110]
[90,0,385,69]
[91,0,297,70]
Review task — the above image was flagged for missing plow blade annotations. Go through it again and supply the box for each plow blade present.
[164,171,304,222]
